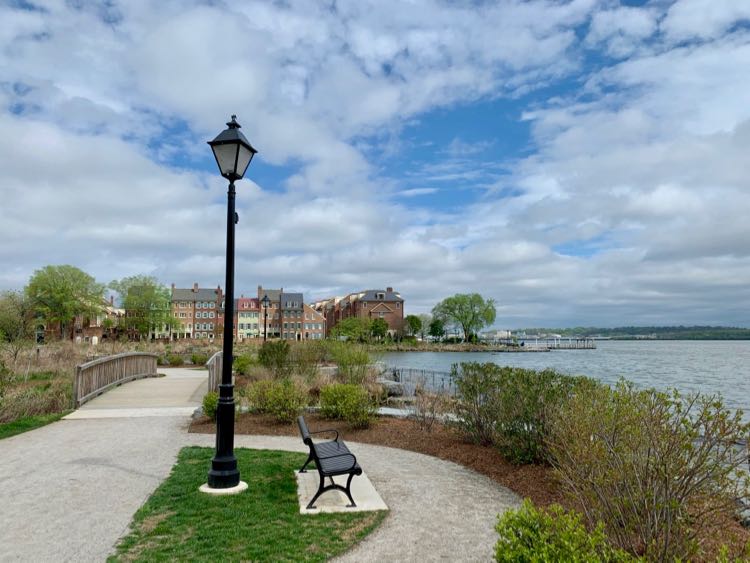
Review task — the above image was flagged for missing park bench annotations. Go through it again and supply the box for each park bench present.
[297,415,362,509]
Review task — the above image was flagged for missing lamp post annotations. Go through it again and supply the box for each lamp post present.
[261,294,270,341]
[202,115,257,493]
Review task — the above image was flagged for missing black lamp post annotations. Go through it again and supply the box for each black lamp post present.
[261,294,270,341]
[204,115,257,491]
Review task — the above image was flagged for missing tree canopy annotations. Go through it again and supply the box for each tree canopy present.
[0,290,36,368]
[26,265,105,339]
[404,314,422,336]
[330,317,372,342]
[110,275,178,340]
[431,293,496,341]
[428,317,446,339]
[370,318,389,339]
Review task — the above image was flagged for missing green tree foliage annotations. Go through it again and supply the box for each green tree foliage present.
[432,293,496,342]
[330,317,372,342]
[404,314,422,336]
[428,318,446,340]
[370,318,389,340]
[0,290,35,368]
[110,275,178,340]
[26,265,105,340]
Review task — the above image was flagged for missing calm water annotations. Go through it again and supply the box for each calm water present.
[380,340,750,415]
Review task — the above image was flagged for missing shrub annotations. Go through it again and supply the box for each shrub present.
[246,380,276,413]
[190,353,209,366]
[548,380,750,561]
[495,499,634,562]
[265,379,308,423]
[258,340,291,378]
[165,353,184,366]
[232,354,255,376]
[320,383,375,428]
[451,362,594,463]
[0,376,71,423]
[157,355,169,366]
[202,391,218,420]
[411,388,452,433]
[289,341,326,381]
[326,341,371,384]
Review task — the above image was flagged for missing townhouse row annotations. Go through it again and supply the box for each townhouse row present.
[166,283,404,341]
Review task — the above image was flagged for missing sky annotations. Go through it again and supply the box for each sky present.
[1,0,750,328]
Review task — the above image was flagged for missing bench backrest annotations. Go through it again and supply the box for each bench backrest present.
[298,415,313,446]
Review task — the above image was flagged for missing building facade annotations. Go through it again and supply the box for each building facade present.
[303,303,326,340]
[170,283,223,340]
[313,287,404,336]
[235,296,261,340]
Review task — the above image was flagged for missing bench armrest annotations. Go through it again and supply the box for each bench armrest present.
[309,429,339,441]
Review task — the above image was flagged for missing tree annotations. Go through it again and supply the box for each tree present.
[404,314,422,337]
[428,318,446,340]
[418,314,432,340]
[370,318,389,340]
[0,290,35,369]
[110,275,178,340]
[330,317,372,342]
[432,293,496,342]
[26,265,105,340]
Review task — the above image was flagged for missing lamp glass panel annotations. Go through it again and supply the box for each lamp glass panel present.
[235,145,254,179]
[212,143,239,177]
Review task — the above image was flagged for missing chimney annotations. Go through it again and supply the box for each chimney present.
[171,283,175,291]
[387,287,393,293]
[193,282,198,292]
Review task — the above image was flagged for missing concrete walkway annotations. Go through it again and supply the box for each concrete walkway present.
[1,368,521,562]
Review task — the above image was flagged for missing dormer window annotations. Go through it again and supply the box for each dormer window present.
[377,293,385,300]
[363,302,367,307]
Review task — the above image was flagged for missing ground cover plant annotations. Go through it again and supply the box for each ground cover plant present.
[110,447,386,562]
[0,411,70,440]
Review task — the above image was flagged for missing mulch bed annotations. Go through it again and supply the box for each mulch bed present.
[189,412,562,508]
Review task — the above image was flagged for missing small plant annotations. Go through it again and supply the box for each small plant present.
[258,340,291,378]
[451,362,502,446]
[232,354,255,376]
[190,353,209,366]
[246,380,276,413]
[325,341,371,384]
[495,499,633,562]
[202,391,218,420]
[411,388,451,433]
[320,383,375,428]
[165,353,184,366]
[265,379,308,423]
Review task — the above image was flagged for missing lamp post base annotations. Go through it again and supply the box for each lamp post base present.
[199,481,248,495]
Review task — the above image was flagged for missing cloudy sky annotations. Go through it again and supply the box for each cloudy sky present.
[1,0,749,327]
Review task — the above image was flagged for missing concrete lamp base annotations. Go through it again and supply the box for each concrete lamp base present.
[199,481,248,495]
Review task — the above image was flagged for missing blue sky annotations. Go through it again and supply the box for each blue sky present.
[1,0,750,327]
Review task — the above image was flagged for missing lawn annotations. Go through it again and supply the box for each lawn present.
[0,411,70,440]
[110,447,387,562]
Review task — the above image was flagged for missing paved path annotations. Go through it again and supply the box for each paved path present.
[1,368,521,562]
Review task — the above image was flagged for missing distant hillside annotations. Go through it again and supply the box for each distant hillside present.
[516,326,750,340]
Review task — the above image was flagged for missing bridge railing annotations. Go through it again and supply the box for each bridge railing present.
[74,352,159,408]
[207,351,222,393]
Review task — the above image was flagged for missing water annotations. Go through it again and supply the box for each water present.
[379,340,750,416]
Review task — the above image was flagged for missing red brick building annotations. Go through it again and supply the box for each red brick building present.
[313,287,404,336]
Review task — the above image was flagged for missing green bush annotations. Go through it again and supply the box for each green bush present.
[166,353,184,366]
[157,356,169,366]
[325,341,371,384]
[190,353,209,366]
[289,341,326,381]
[232,354,255,375]
[202,391,218,420]
[548,380,750,561]
[320,383,375,428]
[246,380,276,413]
[265,380,308,423]
[452,363,594,463]
[0,377,72,423]
[495,499,633,562]
[258,340,291,378]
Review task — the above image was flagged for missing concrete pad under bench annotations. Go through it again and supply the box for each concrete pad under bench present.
[295,470,388,514]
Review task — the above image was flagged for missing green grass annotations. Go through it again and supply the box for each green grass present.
[110,447,387,562]
[0,411,70,440]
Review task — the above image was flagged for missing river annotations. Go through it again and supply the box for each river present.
[379,340,750,416]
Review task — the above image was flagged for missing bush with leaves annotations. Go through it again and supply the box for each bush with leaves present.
[232,354,255,376]
[320,383,375,428]
[265,379,308,423]
[289,341,326,381]
[165,353,184,366]
[246,380,276,413]
[495,499,634,562]
[258,340,291,378]
[325,341,371,384]
[411,388,452,433]
[202,391,218,420]
[547,380,750,561]
[190,353,209,366]
[451,362,503,446]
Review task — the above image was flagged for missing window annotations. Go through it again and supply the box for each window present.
[180,313,186,318]
[296,322,301,329]
[210,302,215,308]
[363,302,367,308]
[283,322,288,329]
[209,312,215,318]
[209,323,213,330]
[397,302,400,308]
[196,302,202,309]
[379,312,385,318]
[377,293,385,299]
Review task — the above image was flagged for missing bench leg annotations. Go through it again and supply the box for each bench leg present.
[306,472,358,509]
[300,452,315,473]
